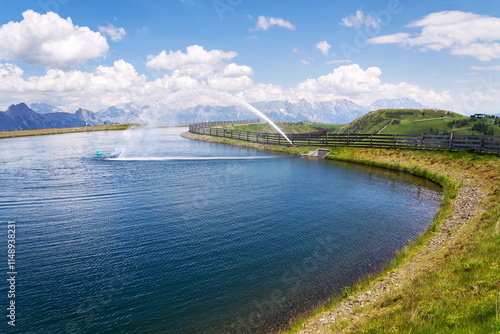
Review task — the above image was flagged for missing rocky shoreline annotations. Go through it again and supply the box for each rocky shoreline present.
[293,150,493,333]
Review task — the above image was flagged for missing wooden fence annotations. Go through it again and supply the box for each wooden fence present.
[188,121,500,154]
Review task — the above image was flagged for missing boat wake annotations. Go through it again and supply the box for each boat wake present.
[106,156,280,161]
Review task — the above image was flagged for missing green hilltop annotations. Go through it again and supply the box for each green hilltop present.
[335,109,500,136]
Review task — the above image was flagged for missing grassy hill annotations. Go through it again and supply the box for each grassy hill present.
[225,121,321,134]
[337,109,500,136]
[227,110,500,136]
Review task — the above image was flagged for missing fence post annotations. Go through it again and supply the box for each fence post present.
[370,134,373,148]
[394,133,397,149]
[420,133,424,149]
[448,133,454,150]
[480,134,485,152]
[308,133,311,146]
[347,133,350,146]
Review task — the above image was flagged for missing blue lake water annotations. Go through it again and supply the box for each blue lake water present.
[0,127,441,333]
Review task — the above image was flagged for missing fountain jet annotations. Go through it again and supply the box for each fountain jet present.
[217,93,303,155]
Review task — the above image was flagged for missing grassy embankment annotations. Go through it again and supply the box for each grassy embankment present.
[182,131,499,333]
[0,123,135,139]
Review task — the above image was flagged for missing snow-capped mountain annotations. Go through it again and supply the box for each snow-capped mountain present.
[29,103,65,114]
[97,103,146,124]
[251,99,369,124]
[370,98,428,110]
[95,99,370,125]
[1,98,433,130]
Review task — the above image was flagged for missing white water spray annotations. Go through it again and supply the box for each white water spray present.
[114,89,303,157]
[213,92,303,155]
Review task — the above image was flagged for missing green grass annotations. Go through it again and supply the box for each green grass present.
[300,123,344,133]
[356,204,499,334]
[226,122,321,134]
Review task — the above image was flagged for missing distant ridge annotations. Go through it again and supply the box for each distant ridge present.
[92,97,427,124]
[0,98,433,130]
[370,97,428,110]
[0,103,109,131]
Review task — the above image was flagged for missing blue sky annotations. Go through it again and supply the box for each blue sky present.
[0,0,499,114]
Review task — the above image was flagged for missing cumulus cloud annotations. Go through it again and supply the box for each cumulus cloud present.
[99,23,126,42]
[315,41,331,56]
[0,44,487,114]
[0,10,108,68]
[0,59,454,112]
[0,44,258,110]
[221,63,254,77]
[144,45,255,93]
[0,63,23,78]
[146,45,238,71]
[340,10,381,29]
[251,64,452,109]
[368,11,500,61]
[295,64,382,96]
[251,16,296,31]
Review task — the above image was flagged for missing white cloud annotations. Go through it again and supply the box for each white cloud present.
[146,45,238,71]
[0,60,454,112]
[368,11,500,61]
[0,45,258,110]
[0,10,108,68]
[251,16,296,31]
[315,41,331,56]
[207,75,254,91]
[295,64,382,96]
[471,65,500,71]
[0,60,147,110]
[0,45,492,114]
[99,23,126,42]
[301,58,313,65]
[0,63,25,92]
[0,63,23,78]
[340,10,381,29]
[221,63,254,77]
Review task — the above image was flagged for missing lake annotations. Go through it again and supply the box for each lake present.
[0,127,441,333]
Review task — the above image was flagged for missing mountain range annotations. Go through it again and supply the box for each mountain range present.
[0,103,107,131]
[0,98,430,131]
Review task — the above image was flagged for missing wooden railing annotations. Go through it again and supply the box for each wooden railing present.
[188,121,500,153]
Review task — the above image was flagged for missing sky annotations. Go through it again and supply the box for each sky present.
[0,0,499,114]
